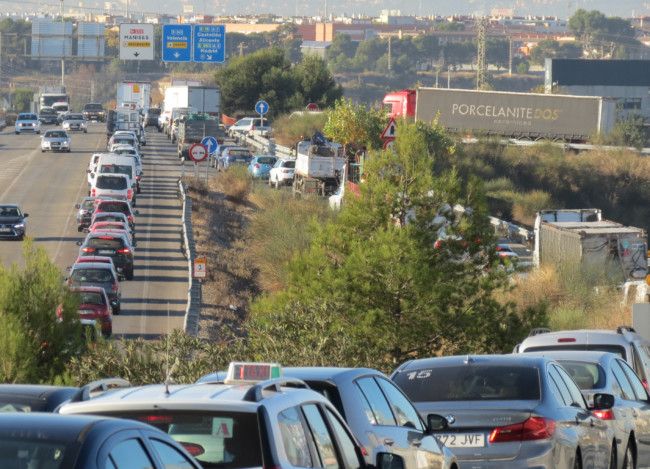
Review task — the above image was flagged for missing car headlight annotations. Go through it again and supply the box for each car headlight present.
[13,223,25,229]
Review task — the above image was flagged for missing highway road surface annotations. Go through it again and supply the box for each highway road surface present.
[0,123,187,338]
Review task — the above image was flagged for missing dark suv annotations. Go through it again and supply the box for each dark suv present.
[75,197,96,232]
[77,231,134,280]
[83,102,105,122]
[145,108,161,127]
[0,204,28,240]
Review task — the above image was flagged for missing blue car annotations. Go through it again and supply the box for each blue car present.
[247,155,277,179]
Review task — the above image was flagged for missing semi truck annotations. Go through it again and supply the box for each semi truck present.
[116,82,151,113]
[533,209,647,282]
[176,114,222,160]
[383,88,617,142]
[163,85,220,117]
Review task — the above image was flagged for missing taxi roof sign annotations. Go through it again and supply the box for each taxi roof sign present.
[225,362,281,385]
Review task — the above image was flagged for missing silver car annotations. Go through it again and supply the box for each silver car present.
[529,350,650,469]
[41,129,71,152]
[392,355,615,469]
[62,113,87,133]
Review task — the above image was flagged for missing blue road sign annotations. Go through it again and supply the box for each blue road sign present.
[193,24,225,63]
[201,136,218,154]
[162,24,192,62]
[255,100,269,116]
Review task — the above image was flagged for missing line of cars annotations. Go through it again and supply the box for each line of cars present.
[4,326,650,469]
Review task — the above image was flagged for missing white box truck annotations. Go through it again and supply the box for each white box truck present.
[163,85,220,117]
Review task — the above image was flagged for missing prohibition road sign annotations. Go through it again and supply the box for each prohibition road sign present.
[189,143,208,162]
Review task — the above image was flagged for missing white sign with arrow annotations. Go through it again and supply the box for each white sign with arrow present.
[120,23,154,61]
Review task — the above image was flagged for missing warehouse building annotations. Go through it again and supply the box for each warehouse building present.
[545,58,650,121]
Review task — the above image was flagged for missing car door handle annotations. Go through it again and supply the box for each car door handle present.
[384,438,395,447]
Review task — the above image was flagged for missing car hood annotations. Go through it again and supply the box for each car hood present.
[44,137,70,143]
[64,119,84,124]
[0,216,23,224]
[16,120,38,124]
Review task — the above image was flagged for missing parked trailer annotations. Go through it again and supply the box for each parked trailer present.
[293,137,345,197]
[533,209,647,282]
[384,88,617,142]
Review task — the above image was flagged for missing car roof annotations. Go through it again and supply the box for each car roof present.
[72,262,115,270]
[59,381,330,415]
[283,367,383,383]
[524,350,614,364]
[70,286,106,293]
[94,211,128,217]
[96,173,128,179]
[0,204,19,208]
[520,329,643,348]
[87,230,127,239]
[395,354,550,372]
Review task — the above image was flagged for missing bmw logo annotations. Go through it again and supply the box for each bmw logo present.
[446,415,455,425]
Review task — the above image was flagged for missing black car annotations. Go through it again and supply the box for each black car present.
[38,107,59,125]
[0,204,28,240]
[0,378,129,412]
[0,413,201,469]
[77,231,135,280]
[75,197,96,231]
[83,102,106,122]
[144,108,161,127]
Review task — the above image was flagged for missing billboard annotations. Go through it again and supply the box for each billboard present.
[31,19,73,58]
[77,22,105,59]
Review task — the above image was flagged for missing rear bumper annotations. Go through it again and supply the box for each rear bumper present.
[456,441,556,469]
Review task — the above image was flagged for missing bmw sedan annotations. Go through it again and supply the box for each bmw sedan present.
[392,355,616,469]
[41,129,71,152]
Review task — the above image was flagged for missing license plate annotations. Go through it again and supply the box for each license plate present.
[437,433,485,448]
[0,228,11,233]
[98,250,113,255]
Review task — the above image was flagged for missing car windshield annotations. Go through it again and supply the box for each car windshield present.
[557,360,606,390]
[256,157,276,165]
[104,411,263,469]
[18,114,37,120]
[84,104,103,111]
[236,119,251,126]
[97,202,128,214]
[66,114,84,120]
[114,149,136,156]
[45,131,67,138]
[86,237,123,249]
[76,291,105,305]
[100,165,132,177]
[0,438,69,469]
[40,108,56,115]
[147,109,161,116]
[96,177,127,190]
[0,207,20,217]
[282,161,295,168]
[71,268,114,283]
[393,365,541,402]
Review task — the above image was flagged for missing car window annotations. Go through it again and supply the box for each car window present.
[617,359,648,401]
[553,365,587,409]
[0,207,20,217]
[257,157,276,165]
[523,344,627,359]
[283,161,295,168]
[77,292,105,305]
[547,365,573,406]
[302,404,339,469]
[356,377,396,426]
[557,361,606,390]
[150,439,195,469]
[71,268,114,283]
[87,237,124,249]
[0,438,69,469]
[108,438,155,469]
[45,131,67,138]
[376,378,424,430]
[324,408,362,469]
[611,360,636,400]
[96,176,128,190]
[98,202,129,214]
[278,407,313,468]
[631,347,648,381]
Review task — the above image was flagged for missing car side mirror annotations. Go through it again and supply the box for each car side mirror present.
[23,213,29,218]
[75,204,81,209]
[134,210,139,215]
[591,393,615,410]
[76,241,83,246]
[427,414,449,432]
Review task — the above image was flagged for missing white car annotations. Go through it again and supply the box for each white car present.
[61,113,87,133]
[107,133,138,151]
[40,129,71,152]
[268,157,296,189]
[14,113,41,134]
[228,117,271,137]
[90,174,135,206]
[111,145,143,175]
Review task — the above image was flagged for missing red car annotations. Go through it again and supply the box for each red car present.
[69,286,113,337]
[93,200,136,230]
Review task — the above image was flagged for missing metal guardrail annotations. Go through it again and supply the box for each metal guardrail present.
[240,132,294,158]
[178,179,201,336]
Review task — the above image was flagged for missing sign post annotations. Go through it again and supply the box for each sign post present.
[193,24,226,63]
[201,136,218,182]
[255,100,269,129]
[162,24,192,63]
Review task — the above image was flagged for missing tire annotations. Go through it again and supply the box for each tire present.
[67,149,71,153]
[609,443,616,469]
[15,131,19,135]
[622,442,634,469]
[574,451,582,469]
[41,149,45,153]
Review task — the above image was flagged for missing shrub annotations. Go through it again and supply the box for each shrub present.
[220,166,252,203]
[272,112,327,147]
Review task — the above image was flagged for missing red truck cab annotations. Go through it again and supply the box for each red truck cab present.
[383,89,416,119]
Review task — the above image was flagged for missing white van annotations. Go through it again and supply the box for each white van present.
[90,174,134,206]
[93,154,137,204]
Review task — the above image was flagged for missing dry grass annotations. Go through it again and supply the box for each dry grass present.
[220,166,252,203]
[506,265,631,331]
[272,113,327,147]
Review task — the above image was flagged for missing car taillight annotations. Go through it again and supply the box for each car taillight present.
[136,175,141,181]
[127,215,134,223]
[140,415,173,424]
[117,248,130,254]
[127,189,133,199]
[91,188,96,196]
[181,442,205,457]
[111,283,119,292]
[81,247,96,253]
[558,338,576,343]
[488,417,555,443]
[254,163,260,169]
[593,409,615,420]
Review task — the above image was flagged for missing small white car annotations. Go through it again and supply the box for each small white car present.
[41,129,71,152]
[90,174,135,206]
[268,157,296,189]
[61,113,87,133]
[228,117,271,137]
[14,113,41,134]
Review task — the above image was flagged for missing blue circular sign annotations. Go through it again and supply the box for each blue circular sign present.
[255,100,270,116]
[201,136,218,154]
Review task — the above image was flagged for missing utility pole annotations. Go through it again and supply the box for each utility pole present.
[447,65,451,88]
[239,42,245,56]
[60,0,65,89]
[387,35,392,73]
[476,16,487,90]
[508,36,513,76]
[90,81,95,102]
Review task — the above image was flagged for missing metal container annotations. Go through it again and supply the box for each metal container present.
[415,88,617,141]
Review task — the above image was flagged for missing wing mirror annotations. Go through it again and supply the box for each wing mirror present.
[75,204,81,209]
[427,414,449,432]
[591,393,615,411]
[23,213,29,218]
[76,241,83,246]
